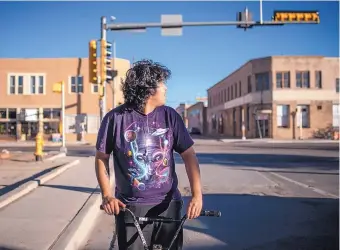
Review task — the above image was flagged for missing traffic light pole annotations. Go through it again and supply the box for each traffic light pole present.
[100,16,107,122]
[105,19,318,31]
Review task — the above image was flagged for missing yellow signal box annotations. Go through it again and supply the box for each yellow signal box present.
[89,40,98,84]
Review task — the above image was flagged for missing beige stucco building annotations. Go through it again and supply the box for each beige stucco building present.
[175,103,191,128]
[207,56,339,139]
[0,57,130,143]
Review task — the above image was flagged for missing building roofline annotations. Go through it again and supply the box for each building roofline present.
[207,56,271,92]
[207,55,338,92]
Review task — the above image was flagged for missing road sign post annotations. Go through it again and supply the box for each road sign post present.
[53,81,67,153]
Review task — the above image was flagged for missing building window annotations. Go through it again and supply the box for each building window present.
[234,83,237,98]
[296,71,310,88]
[238,81,241,97]
[297,105,310,128]
[227,87,230,101]
[247,76,252,93]
[43,108,61,119]
[8,74,45,95]
[255,72,270,91]
[276,71,290,88]
[43,121,60,134]
[276,105,290,128]
[8,109,16,119]
[70,76,84,93]
[0,109,7,119]
[0,122,16,137]
[38,76,44,94]
[231,85,233,99]
[29,75,45,94]
[315,71,322,89]
[18,76,24,94]
[336,78,339,93]
[9,76,15,94]
[30,76,36,94]
[224,89,227,102]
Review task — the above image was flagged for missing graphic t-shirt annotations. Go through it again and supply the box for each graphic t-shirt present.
[96,104,194,205]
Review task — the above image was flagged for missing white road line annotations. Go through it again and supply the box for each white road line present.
[256,171,280,187]
[270,172,338,199]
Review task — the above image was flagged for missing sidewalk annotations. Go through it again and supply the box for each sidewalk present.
[220,138,339,144]
[0,156,108,250]
[0,154,69,194]
[0,141,92,147]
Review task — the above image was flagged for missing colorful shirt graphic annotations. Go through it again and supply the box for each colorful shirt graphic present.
[96,104,194,205]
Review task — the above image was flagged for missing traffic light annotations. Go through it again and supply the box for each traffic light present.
[236,8,253,30]
[100,39,113,83]
[272,11,320,23]
[89,40,98,84]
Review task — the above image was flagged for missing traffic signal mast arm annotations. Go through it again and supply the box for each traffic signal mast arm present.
[105,10,320,32]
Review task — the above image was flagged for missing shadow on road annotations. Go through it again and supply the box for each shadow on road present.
[233,144,339,151]
[0,164,64,197]
[175,153,339,171]
[0,247,25,250]
[181,194,339,250]
[40,184,100,194]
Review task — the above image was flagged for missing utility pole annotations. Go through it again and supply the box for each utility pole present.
[100,16,107,122]
[99,16,113,121]
[112,40,116,109]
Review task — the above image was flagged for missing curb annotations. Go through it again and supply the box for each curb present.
[0,159,80,210]
[49,173,114,250]
[46,152,66,161]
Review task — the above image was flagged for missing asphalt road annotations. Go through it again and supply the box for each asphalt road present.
[80,140,339,250]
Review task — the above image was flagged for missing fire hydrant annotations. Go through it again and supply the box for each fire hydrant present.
[34,132,44,161]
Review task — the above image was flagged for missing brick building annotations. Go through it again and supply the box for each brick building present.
[207,56,339,139]
[0,57,130,143]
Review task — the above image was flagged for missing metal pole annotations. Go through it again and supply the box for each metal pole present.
[100,16,107,121]
[260,0,263,24]
[60,81,67,153]
[112,40,116,109]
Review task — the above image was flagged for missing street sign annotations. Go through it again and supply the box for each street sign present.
[161,14,183,36]
[52,81,62,93]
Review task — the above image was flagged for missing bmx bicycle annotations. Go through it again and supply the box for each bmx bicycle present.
[100,205,222,250]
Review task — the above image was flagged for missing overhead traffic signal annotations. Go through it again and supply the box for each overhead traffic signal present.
[236,8,253,30]
[272,11,320,23]
[89,40,98,84]
[100,39,113,83]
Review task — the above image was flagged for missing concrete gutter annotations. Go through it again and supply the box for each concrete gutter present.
[49,174,114,250]
[0,159,80,210]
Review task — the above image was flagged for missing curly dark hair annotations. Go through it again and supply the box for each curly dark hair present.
[122,59,171,111]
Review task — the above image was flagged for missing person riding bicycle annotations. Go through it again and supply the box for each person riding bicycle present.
[95,59,203,250]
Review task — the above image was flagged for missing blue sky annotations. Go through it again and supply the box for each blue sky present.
[0,1,339,108]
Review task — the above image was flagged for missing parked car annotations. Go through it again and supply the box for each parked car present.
[188,127,201,135]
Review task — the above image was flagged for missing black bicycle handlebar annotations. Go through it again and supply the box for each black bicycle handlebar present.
[99,204,221,250]
[99,205,221,218]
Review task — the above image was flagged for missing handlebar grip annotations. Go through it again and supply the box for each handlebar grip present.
[200,210,222,217]
[99,205,125,212]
